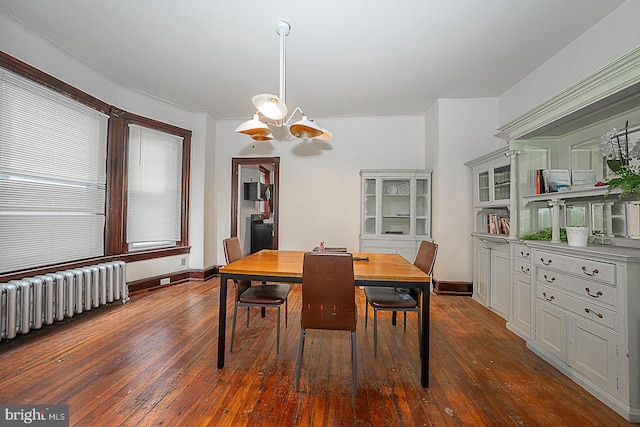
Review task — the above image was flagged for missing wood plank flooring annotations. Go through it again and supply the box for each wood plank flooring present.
[0,277,634,426]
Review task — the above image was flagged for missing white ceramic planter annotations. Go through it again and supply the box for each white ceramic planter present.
[566,226,589,247]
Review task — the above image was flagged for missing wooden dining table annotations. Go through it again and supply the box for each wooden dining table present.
[217,250,432,387]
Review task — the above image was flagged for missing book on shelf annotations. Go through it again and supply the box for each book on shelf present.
[500,217,510,235]
[535,169,545,194]
[486,213,509,235]
[571,169,597,187]
[543,169,571,192]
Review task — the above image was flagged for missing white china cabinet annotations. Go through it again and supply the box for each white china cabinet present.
[359,169,432,262]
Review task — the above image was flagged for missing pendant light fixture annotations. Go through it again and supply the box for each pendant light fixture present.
[235,21,332,141]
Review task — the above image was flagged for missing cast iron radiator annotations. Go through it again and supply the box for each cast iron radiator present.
[0,261,128,341]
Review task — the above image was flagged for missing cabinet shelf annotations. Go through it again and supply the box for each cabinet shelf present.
[522,186,621,205]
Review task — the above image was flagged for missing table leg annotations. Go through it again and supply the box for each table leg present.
[420,284,430,387]
[217,274,228,369]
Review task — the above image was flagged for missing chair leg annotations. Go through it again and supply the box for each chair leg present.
[276,305,281,354]
[246,306,250,327]
[403,311,407,333]
[373,308,378,358]
[285,298,288,327]
[231,303,239,353]
[418,309,422,348]
[351,331,357,397]
[364,296,368,328]
[295,329,306,392]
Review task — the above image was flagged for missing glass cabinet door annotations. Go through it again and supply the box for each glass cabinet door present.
[362,178,377,235]
[478,171,490,203]
[415,177,431,236]
[381,178,411,235]
[493,165,510,201]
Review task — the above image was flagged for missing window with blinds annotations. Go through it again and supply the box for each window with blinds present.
[126,124,183,251]
[0,68,108,273]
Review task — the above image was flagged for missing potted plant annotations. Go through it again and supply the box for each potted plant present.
[600,122,640,198]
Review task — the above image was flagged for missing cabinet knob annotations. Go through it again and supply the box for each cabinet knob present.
[543,292,554,302]
[520,266,530,274]
[520,251,530,258]
[543,275,555,284]
[541,258,552,265]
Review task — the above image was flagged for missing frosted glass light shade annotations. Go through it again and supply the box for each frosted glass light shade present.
[252,94,288,120]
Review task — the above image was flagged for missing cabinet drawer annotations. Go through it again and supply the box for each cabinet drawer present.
[535,268,616,308]
[535,251,615,284]
[513,244,531,261]
[536,285,616,330]
[514,259,531,275]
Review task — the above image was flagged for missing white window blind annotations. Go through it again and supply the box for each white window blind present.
[0,68,108,273]
[127,124,183,250]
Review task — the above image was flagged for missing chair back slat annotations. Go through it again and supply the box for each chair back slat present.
[223,237,244,264]
[414,241,438,275]
[301,252,356,331]
[223,237,251,297]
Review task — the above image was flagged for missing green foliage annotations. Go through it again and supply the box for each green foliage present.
[521,227,567,242]
[608,165,640,199]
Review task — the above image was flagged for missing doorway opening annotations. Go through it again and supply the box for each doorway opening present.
[231,157,280,255]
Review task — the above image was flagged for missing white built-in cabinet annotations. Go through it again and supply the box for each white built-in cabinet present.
[466,147,513,319]
[477,48,640,421]
[472,236,510,318]
[359,169,432,262]
[526,242,640,420]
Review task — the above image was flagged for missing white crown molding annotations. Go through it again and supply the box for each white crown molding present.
[497,47,640,141]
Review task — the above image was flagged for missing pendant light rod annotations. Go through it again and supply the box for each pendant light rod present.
[276,21,290,104]
[235,20,333,141]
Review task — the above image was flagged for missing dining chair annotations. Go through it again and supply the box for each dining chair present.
[223,237,290,354]
[364,240,438,358]
[295,252,357,397]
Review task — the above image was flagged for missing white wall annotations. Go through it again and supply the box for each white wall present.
[499,0,640,126]
[214,115,426,265]
[427,98,501,282]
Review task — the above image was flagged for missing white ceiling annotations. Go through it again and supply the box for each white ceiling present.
[0,0,626,120]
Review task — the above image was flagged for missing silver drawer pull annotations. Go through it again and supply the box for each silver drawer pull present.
[584,308,603,319]
[581,266,599,276]
[585,287,603,298]
[543,275,555,283]
[543,292,554,302]
[520,251,530,258]
[541,258,552,265]
[520,266,530,273]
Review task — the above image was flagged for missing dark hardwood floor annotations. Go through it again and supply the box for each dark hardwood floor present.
[0,277,633,426]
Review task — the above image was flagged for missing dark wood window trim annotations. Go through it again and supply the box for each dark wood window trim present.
[108,111,191,255]
[0,50,192,279]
